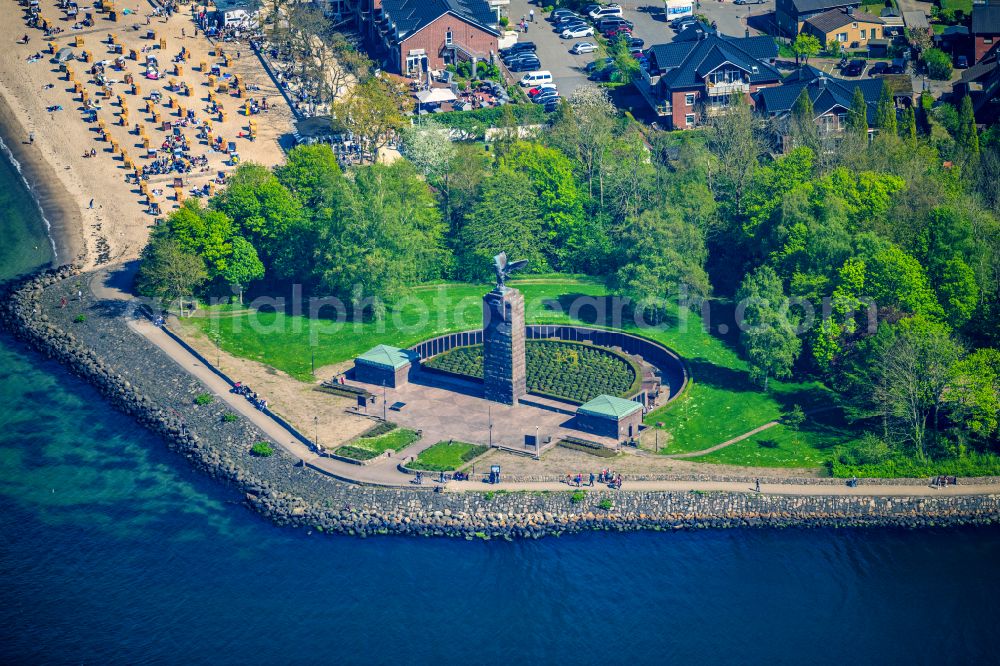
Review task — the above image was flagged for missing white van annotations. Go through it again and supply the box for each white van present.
[520,70,553,87]
[589,4,623,19]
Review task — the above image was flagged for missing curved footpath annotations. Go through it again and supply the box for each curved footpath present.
[2,263,999,538]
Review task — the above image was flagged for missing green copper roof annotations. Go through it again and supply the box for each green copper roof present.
[356,345,416,370]
[577,394,642,420]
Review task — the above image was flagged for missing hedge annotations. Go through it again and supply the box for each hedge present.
[425,339,641,404]
[431,104,549,138]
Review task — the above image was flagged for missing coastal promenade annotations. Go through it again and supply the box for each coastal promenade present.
[89,268,1000,498]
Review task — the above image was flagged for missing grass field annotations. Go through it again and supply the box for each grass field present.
[335,428,420,460]
[182,276,861,468]
[408,441,489,471]
[940,0,972,14]
[687,421,854,469]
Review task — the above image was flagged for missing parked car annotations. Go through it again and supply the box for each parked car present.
[499,42,536,58]
[528,83,557,98]
[549,9,578,21]
[602,25,632,37]
[509,57,542,72]
[543,100,561,113]
[554,13,584,25]
[581,4,603,15]
[670,16,697,28]
[734,0,765,4]
[842,59,866,76]
[562,25,595,38]
[557,20,589,32]
[885,64,904,74]
[868,61,889,76]
[571,41,598,54]
[534,91,561,104]
[596,16,633,31]
[629,37,645,48]
[504,52,539,66]
[589,4,623,19]
[588,64,617,81]
[585,57,614,73]
[955,54,969,68]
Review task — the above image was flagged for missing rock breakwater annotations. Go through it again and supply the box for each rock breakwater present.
[2,265,999,538]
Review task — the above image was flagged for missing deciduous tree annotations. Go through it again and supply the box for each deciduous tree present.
[736,266,802,390]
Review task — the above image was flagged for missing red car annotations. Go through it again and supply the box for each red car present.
[602,25,632,38]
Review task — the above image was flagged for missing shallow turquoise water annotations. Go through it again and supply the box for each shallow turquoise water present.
[2,151,1000,664]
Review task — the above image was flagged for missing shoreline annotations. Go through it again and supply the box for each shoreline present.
[1,265,999,538]
[0,92,86,268]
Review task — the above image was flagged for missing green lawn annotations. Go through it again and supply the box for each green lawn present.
[687,421,854,469]
[182,276,862,468]
[335,428,420,460]
[940,0,972,14]
[408,441,489,471]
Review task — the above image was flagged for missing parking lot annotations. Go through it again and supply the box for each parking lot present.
[503,0,773,96]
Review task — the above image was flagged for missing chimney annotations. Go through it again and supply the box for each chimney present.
[846,5,853,14]
[818,74,826,87]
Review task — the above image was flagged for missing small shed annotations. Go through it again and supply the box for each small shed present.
[575,394,643,441]
[353,344,419,388]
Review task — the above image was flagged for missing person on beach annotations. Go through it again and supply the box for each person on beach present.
[28,132,34,144]
[755,479,761,492]
[88,199,94,209]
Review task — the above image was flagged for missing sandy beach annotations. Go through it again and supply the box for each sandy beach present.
[0,0,294,270]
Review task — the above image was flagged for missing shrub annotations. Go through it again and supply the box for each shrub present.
[570,490,586,504]
[73,314,86,323]
[360,421,397,438]
[222,412,238,423]
[782,404,806,430]
[194,393,213,405]
[836,433,891,466]
[923,48,953,80]
[250,441,275,457]
[597,498,613,510]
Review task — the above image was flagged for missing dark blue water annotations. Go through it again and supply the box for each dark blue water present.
[2,147,1000,665]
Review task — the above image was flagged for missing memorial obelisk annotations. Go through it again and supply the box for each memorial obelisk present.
[483,253,527,405]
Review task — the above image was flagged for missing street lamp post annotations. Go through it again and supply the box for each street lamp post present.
[488,404,493,448]
[382,382,387,421]
[314,415,319,451]
[535,425,540,460]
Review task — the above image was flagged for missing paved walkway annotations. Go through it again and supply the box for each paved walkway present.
[89,263,1000,497]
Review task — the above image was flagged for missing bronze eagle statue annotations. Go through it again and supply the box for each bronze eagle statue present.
[493,252,528,290]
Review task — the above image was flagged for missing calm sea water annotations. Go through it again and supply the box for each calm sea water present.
[2,154,1000,664]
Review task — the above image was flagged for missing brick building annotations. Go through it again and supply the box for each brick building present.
[636,28,780,130]
[353,344,419,388]
[972,2,1000,64]
[358,0,500,75]
[574,395,643,441]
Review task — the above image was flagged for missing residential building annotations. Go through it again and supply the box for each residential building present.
[801,7,885,48]
[357,0,500,75]
[753,65,885,148]
[637,30,780,129]
[775,0,860,37]
[971,2,1000,63]
[954,50,1000,124]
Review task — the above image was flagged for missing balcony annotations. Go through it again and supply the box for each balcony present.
[705,80,750,95]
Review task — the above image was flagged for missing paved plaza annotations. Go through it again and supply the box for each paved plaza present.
[348,372,619,455]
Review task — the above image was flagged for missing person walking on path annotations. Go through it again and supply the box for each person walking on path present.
[28,132,34,144]
[529,9,534,21]
[755,478,761,492]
